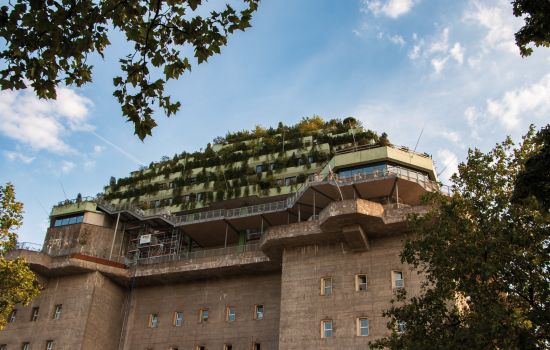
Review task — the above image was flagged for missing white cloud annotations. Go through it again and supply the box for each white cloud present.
[61,160,76,174]
[388,34,406,46]
[431,57,448,75]
[0,87,93,154]
[429,27,449,54]
[361,0,416,18]
[3,150,35,164]
[463,74,550,132]
[436,149,459,181]
[463,0,522,54]
[450,42,464,64]
[409,44,422,59]
[486,74,550,130]
[93,145,105,156]
[440,130,461,145]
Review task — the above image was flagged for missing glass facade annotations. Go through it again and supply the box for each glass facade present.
[337,162,430,182]
[53,214,84,227]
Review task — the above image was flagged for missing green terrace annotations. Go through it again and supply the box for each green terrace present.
[100,117,389,213]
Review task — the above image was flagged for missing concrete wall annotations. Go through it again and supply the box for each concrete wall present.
[278,236,421,350]
[43,222,123,259]
[123,273,281,350]
[81,273,126,350]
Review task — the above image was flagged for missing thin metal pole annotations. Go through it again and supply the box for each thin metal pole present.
[396,181,399,206]
[261,217,264,234]
[313,192,316,219]
[298,204,301,222]
[224,223,228,248]
[109,212,120,260]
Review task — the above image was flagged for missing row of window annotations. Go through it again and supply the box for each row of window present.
[148,305,264,328]
[320,318,406,338]
[320,271,404,296]
[7,305,63,324]
[150,344,261,350]
[0,341,54,350]
[52,214,83,227]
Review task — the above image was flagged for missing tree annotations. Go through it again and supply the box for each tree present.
[0,0,259,140]
[0,183,40,330]
[513,0,550,56]
[371,126,550,349]
[513,125,550,211]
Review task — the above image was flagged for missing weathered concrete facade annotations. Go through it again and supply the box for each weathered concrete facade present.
[2,144,443,349]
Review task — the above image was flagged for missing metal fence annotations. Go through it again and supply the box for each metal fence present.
[130,243,261,266]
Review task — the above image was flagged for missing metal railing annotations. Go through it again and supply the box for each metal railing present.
[130,243,261,266]
[16,242,43,252]
[94,165,450,227]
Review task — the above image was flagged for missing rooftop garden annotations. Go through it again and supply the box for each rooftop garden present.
[101,116,390,211]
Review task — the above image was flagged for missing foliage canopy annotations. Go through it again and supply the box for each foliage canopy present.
[513,0,550,56]
[0,183,40,330]
[0,0,259,140]
[371,125,550,349]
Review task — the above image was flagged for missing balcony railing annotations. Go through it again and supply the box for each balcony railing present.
[130,243,261,266]
[93,164,451,227]
[16,242,43,252]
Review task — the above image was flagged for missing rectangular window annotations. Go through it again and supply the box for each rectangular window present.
[197,192,204,201]
[182,195,190,203]
[356,274,367,291]
[22,343,30,350]
[0,345,6,350]
[320,277,332,296]
[393,271,404,289]
[226,306,236,322]
[256,165,263,174]
[284,176,297,186]
[30,307,39,322]
[199,308,209,323]
[254,343,261,350]
[173,311,183,327]
[46,340,54,350]
[170,348,178,350]
[8,309,17,323]
[321,320,333,338]
[53,305,62,320]
[195,346,205,350]
[254,305,264,320]
[275,178,283,187]
[148,313,158,328]
[224,345,232,350]
[357,318,369,336]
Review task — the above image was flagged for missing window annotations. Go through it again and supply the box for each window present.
[173,311,183,327]
[199,308,209,323]
[22,343,30,350]
[8,309,17,323]
[224,345,232,350]
[275,178,283,187]
[256,165,263,174]
[170,348,178,350]
[392,271,404,289]
[268,163,275,171]
[46,340,54,350]
[197,192,205,201]
[226,306,236,322]
[52,214,84,227]
[0,345,6,350]
[254,305,264,320]
[357,318,369,337]
[148,313,159,328]
[30,307,39,322]
[53,305,62,320]
[320,277,332,296]
[182,195,190,203]
[321,320,333,338]
[189,177,197,184]
[284,176,297,186]
[253,343,261,350]
[356,274,367,291]
[195,346,205,350]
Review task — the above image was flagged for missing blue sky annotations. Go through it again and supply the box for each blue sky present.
[1,0,549,244]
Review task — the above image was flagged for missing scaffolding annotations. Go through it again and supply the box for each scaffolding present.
[126,224,186,262]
